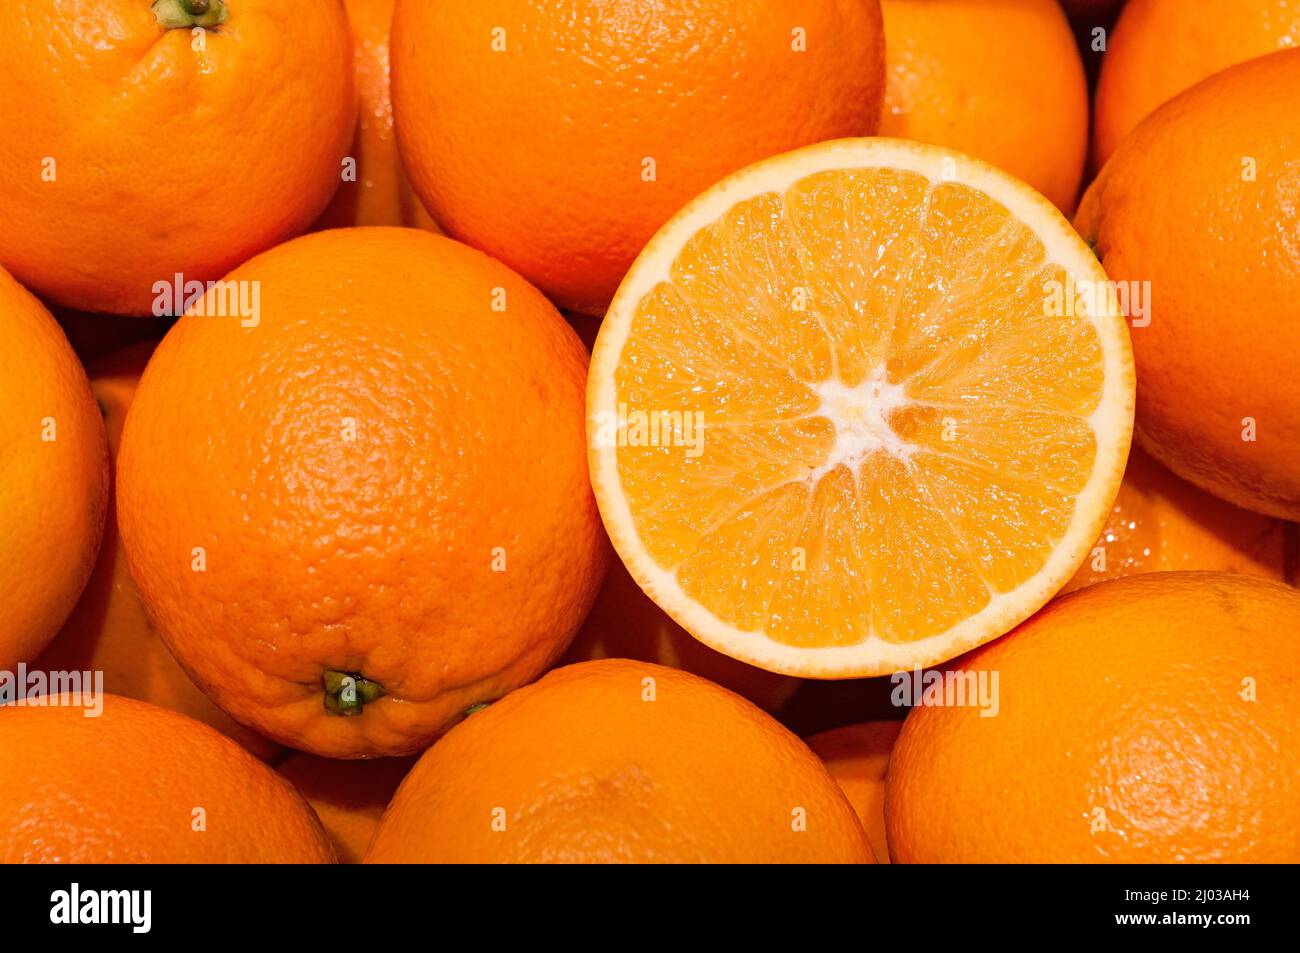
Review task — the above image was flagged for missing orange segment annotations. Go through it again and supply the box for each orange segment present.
[589,139,1134,677]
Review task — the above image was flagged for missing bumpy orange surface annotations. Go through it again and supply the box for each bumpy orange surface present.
[559,555,800,713]
[116,228,606,758]
[806,721,902,863]
[1060,445,1290,593]
[1093,0,1300,169]
[878,0,1088,211]
[366,660,871,863]
[1076,50,1300,519]
[391,0,886,315]
[886,573,1300,863]
[0,695,334,863]
[0,0,355,315]
[314,0,438,231]
[278,753,416,864]
[0,266,109,671]
[36,343,282,764]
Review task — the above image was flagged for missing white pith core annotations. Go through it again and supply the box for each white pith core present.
[808,366,915,481]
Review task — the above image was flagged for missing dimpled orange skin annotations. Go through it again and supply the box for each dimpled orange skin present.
[366,660,872,863]
[313,0,438,231]
[390,0,886,315]
[116,228,607,758]
[886,573,1300,863]
[559,552,800,713]
[278,753,417,864]
[0,695,334,863]
[878,0,1088,212]
[0,0,355,316]
[1059,445,1289,595]
[1092,0,1300,171]
[1076,50,1300,520]
[0,267,109,671]
[805,721,902,864]
[36,344,283,764]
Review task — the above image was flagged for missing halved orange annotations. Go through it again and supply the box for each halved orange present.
[588,138,1134,677]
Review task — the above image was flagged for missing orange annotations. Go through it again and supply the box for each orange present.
[0,266,109,671]
[886,572,1300,863]
[1076,50,1300,519]
[877,0,1089,212]
[1092,0,1300,170]
[0,694,334,863]
[391,0,886,315]
[278,753,416,863]
[35,343,282,764]
[560,554,800,713]
[588,138,1134,677]
[117,228,606,758]
[0,0,355,315]
[313,0,439,231]
[805,721,902,863]
[365,660,871,863]
[1060,445,1290,594]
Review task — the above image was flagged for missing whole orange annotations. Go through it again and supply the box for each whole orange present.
[0,266,109,671]
[278,753,417,863]
[36,343,282,764]
[0,0,355,315]
[1076,49,1300,519]
[878,0,1089,211]
[391,0,886,315]
[1092,0,1300,170]
[366,660,871,863]
[886,572,1300,863]
[559,554,800,713]
[313,0,439,231]
[1060,445,1289,594]
[806,721,902,863]
[0,694,334,863]
[117,228,606,758]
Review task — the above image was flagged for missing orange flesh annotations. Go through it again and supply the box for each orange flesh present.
[613,169,1104,648]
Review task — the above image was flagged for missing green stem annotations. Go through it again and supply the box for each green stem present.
[323,670,386,717]
[152,0,230,29]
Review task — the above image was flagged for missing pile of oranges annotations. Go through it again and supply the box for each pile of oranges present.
[1,0,1297,865]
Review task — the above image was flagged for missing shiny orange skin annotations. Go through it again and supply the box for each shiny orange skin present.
[366,660,871,863]
[278,753,417,863]
[1092,0,1300,170]
[560,545,800,713]
[0,0,355,315]
[806,721,902,863]
[117,228,606,758]
[391,0,886,315]
[0,695,334,863]
[0,266,109,670]
[313,0,438,231]
[36,343,283,764]
[886,573,1300,863]
[878,0,1088,211]
[1076,50,1300,519]
[1060,445,1289,594]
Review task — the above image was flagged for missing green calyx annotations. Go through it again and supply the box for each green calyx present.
[323,670,386,717]
[152,0,230,29]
